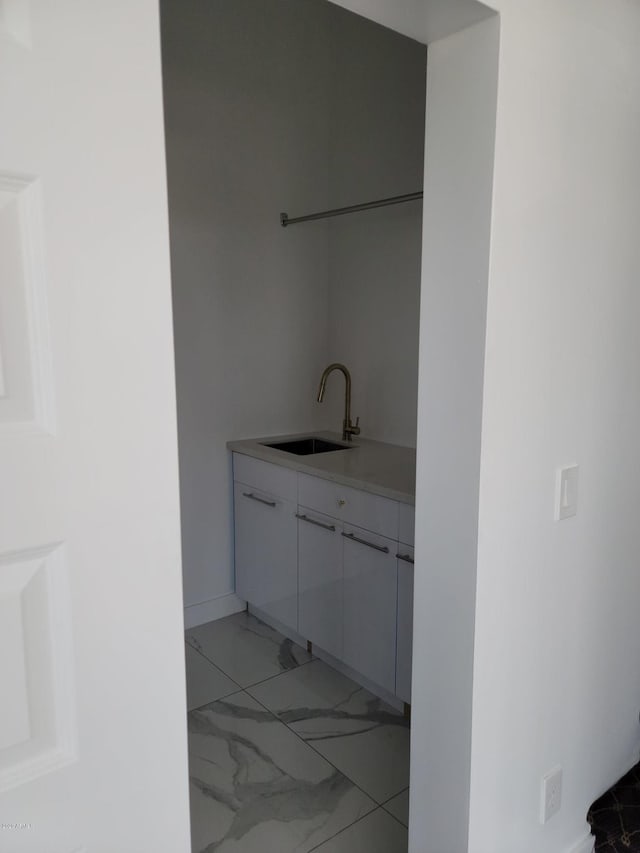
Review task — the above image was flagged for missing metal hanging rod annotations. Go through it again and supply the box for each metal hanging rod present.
[280,190,423,228]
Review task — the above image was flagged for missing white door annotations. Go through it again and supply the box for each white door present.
[0,3,190,851]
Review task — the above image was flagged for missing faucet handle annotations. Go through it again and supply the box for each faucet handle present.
[351,416,361,436]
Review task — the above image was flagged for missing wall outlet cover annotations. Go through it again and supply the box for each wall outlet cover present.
[541,765,563,823]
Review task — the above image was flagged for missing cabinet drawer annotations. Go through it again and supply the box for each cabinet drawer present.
[398,502,415,547]
[233,453,297,502]
[298,473,399,539]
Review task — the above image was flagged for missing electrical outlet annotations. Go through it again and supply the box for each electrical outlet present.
[541,766,563,823]
[556,466,579,520]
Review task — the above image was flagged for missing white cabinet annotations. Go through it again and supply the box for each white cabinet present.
[232,451,415,701]
[395,546,414,704]
[342,523,398,694]
[233,457,298,633]
[297,508,343,660]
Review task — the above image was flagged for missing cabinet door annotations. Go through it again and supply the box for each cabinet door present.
[298,507,343,659]
[234,484,297,632]
[395,547,414,704]
[342,523,397,693]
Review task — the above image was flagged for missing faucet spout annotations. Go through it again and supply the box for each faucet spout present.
[316,363,360,442]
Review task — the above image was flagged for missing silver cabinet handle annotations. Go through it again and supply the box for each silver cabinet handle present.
[242,491,277,508]
[296,513,336,533]
[396,553,415,564]
[341,531,389,554]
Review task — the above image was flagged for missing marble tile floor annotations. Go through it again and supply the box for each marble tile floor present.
[185,611,410,853]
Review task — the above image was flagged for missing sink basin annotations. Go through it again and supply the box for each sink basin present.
[262,437,351,456]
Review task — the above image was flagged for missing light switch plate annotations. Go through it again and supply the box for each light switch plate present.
[556,465,579,520]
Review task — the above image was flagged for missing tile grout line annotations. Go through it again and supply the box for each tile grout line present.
[244,667,410,808]
[187,685,244,713]
[185,642,409,848]
[186,613,315,687]
[184,642,243,709]
[380,807,409,830]
[186,621,409,808]
[380,785,410,807]
[305,805,396,853]
[186,636,315,692]
[238,654,316,691]
[307,785,410,851]
[185,638,236,677]
[187,686,396,851]
[246,687,389,812]
[186,641,242,686]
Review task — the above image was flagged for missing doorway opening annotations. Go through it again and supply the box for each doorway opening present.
[160,0,499,850]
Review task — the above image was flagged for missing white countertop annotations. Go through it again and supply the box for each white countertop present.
[227,431,416,505]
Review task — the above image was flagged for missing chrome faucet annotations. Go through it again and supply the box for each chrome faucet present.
[317,363,360,442]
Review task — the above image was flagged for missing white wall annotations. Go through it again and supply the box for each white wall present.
[326,11,426,447]
[469,2,640,851]
[409,16,499,853]
[162,0,426,621]
[162,0,334,619]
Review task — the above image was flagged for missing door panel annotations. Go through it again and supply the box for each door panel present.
[0,172,54,432]
[0,545,74,791]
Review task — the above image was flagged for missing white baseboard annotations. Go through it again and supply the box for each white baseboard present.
[183,592,246,629]
[568,826,594,853]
